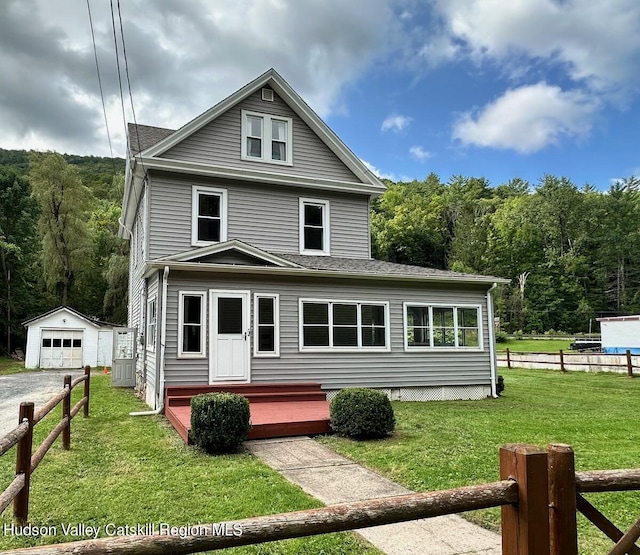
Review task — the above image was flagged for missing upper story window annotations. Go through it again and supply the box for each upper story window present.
[241,110,293,165]
[403,304,482,351]
[299,198,330,255]
[191,186,228,246]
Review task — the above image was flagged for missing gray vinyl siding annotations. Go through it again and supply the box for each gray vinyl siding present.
[148,173,370,259]
[145,272,159,399]
[161,89,361,183]
[128,190,146,376]
[163,271,492,390]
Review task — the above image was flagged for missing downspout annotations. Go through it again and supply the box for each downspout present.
[130,266,169,416]
[486,283,499,398]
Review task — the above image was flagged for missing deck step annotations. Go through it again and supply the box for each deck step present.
[166,391,327,406]
[163,383,331,443]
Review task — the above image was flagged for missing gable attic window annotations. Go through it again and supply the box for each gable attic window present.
[299,198,330,255]
[191,186,228,246]
[241,110,292,165]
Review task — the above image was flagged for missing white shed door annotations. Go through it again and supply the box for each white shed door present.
[40,329,83,369]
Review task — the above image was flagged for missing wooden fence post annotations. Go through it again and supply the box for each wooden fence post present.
[506,348,511,369]
[83,365,90,417]
[62,375,71,450]
[548,444,578,555]
[626,350,634,378]
[13,402,34,525]
[500,444,550,555]
[559,350,565,373]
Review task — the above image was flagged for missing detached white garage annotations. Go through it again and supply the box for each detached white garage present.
[23,306,115,369]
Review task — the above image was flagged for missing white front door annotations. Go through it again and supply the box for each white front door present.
[209,290,251,383]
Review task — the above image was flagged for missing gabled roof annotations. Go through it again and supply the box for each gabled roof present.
[136,68,383,189]
[157,240,303,268]
[22,306,115,328]
[128,123,174,155]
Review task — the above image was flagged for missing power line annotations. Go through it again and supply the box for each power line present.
[116,0,146,175]
[109,0,128,144]
[86,0,117,175]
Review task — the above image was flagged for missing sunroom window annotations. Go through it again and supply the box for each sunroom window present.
[404,304,482,350]
[254,294,280,357]
[300,300,389,350]
[178,292,206,357]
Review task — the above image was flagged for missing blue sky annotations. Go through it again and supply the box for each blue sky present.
[1,0,639,190]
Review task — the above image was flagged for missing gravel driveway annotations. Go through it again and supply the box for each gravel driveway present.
[0,370,79,438]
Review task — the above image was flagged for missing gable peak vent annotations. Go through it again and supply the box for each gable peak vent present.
[261,88,274,102]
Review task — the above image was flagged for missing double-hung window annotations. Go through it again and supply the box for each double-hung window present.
[191,186,227,246]
[146,298,156,352]
[299,198,330,255]
[241,110,292,165]
[254,294,280,357]
[404,304,482,350]
[178,292,206,357]
[300,299,389,351]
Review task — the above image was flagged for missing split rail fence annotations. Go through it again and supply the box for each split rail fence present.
[0,366,91,524]
[499,348,637,376]
[3,442,640,555]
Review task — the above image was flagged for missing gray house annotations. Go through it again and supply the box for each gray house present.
[120,68,508,410]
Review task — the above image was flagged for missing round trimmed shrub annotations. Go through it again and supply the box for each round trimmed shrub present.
[330,388,395,439]
[190,392,251,453]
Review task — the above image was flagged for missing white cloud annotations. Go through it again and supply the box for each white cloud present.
[409,145,432,161]
[0,0,397,156]
[381,113,412,133]
[431,0,640,94]
[361,159,397,181]
[452,83,599,154]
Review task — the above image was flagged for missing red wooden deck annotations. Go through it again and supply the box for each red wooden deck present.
[164,383,331,443]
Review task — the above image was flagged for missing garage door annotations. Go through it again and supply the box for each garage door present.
[40,329,83,369]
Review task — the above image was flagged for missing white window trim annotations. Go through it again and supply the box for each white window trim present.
[241,110,293,166]
[178,291,207,358]
[298,298,390,353]
[146,297,157,352]
[402,302,484,352]
[253,293,280,357]
[299,198,330,255]
[191,185,228,247]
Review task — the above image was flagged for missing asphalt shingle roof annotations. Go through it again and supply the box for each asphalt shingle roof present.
[277,253,507,282]
[128,123,175,154]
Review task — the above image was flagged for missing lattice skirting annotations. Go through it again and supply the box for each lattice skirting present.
[324,385,491,402]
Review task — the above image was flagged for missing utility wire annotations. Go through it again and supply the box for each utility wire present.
[86,0,117,176]
[109,0,128,146]
[116,0,146,175]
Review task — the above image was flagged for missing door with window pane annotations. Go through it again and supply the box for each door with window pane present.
[210,291,250,382]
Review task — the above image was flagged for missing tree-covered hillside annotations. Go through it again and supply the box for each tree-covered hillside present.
[372,173,640,333]
[0,149,127,355]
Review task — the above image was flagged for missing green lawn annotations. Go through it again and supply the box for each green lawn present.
[319,369,640,554]
[0,374,379,554]
[0,357,26,376]
[496,338,571,352]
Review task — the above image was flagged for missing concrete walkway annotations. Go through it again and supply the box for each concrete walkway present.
[245,437,501,555]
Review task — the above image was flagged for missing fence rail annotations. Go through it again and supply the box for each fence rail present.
[0,366,91,523]
[498,348,637,376]
[3,442,640,555]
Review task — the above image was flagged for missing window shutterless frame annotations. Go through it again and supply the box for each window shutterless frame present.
[146,297,157,352]
[253,293,280,357]
[402,302,484,351]
[241,110,293,166]
[191,185,228,246]
[298,298,390,352]
[299,198,330,255]
[178,291,207,358]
